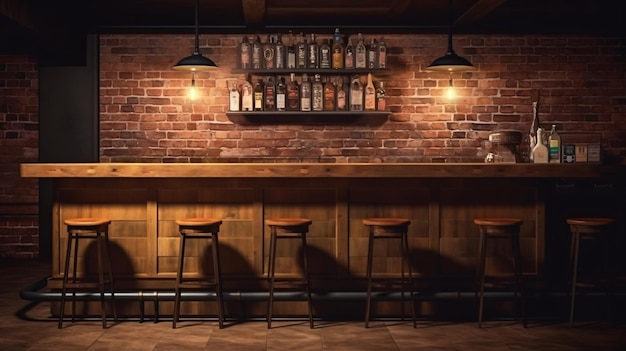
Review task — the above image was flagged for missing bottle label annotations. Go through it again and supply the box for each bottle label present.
[276,94,286,110]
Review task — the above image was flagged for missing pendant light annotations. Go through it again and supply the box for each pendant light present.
[426,0,475,72]
[173,0,217,71]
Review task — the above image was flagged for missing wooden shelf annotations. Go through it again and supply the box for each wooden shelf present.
[231,68,391,75]
[226,110,390,117]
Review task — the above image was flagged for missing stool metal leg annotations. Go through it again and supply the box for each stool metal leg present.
[569,230,581,328]
[511,228,525,327]
[211,232,224,329]
[267,229,278,329]
[173,233,187,328]
[301,233,314,329]
[477,229,487,328]
[96,233,107,328]
[401,230,416,328]
[102,230,118,324]
[364,228,375,328]
[58,231,74,328]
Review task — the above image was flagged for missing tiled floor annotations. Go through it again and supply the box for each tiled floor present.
[2,259,626,351]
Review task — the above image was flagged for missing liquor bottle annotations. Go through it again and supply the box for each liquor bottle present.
[308,33,319,69]
[376,81,386,111]
[336,77,347,111]
[344,37,355,69]
[275,33,285,69]
[548,124,561,163]
[229,82,240,111]
[287,31,296,69]
[323,76,336,111]
[355,33,367,69]
[252,35,263,69]
[312,74,324,111]
[532,127,549,163]
[300,73,312,111]
[239,36,251,69]
[332,28,344,69]
[349,75,363,111]
[241,79,254,111]
[364,73,376,110]
[367,38,377,69]
[263,35,275,69]
[297,32,307,69]
[529,101,540,160]
[286,73,300,111]
[377,37,386,69]
[276,76,286,111]
[253,79,264,111]
[319,39,331,69]
[264,76,276,111]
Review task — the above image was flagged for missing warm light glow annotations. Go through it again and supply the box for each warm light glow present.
[446,77,456,100]
[188,74,198,100]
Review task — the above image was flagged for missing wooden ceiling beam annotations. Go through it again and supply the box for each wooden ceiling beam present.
[455,0,508,26]
[242,0,266,28]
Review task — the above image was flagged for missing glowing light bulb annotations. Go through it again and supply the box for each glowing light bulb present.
[446,77,455,100]
[188,74,198,100]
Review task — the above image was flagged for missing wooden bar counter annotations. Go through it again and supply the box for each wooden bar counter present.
[21,163,625,318]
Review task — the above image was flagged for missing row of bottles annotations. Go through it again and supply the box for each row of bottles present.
[239,29,387,70]
[229,73,386,112]
[531,124,561,163]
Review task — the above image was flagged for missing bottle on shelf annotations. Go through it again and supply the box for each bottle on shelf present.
[367,38,378,69]
[297,32,307,69]
[332,28,344,69]
[364,73,376,110]
[350,75,363,111]
[229,82,240,112]
[276,76,286,111]
[308,33,319,69]
[287,31,296,69]
[548,124,561,163]
[355,33,367,69]
[252,35,263,69]
[319,38,331,69]
[241,79,254,112]
[377,37,386,69]
[300,73,312,111]
[532,127,549,163]
[376,81,386,111]
[263,35,275,69]
[336,76,348,111]
[344,37,355,69]
[286,73,300,111]
[323,77,336,111]
[239,35,251,69]
[253,79,264,111]
[275,33,285,69]
[264,76,276,111]
[529,101,540,161]
[312,74,324,111]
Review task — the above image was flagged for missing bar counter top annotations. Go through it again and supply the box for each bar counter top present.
[20,162,622,178]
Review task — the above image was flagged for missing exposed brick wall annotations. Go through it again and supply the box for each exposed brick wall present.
[100,33,626,163]
[0,55,40,259]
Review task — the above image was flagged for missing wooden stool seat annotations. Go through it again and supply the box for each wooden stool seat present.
[266,217,313,329]
[59,217,117,329]
[172,218,224,329]
[363,217,415,328]
[474,217,525,328]
[567,217,615,327]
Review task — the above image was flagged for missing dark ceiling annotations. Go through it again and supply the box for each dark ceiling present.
[1,0,625,63]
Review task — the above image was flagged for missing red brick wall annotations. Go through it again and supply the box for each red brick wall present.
[0,55,39,259]
[100,33,626,163]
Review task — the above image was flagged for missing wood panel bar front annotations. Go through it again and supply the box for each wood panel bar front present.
[21,163,624,318]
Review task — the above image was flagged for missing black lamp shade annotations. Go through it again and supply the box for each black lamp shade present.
[426,50,475,72]
[173,49,217,71]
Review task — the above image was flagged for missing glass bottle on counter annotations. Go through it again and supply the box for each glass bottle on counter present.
[229,82,240,111]
[300,73,312,111]
[241,80,254,111]
[548,124,561,163]
[312,74,324,111]
[350,75,363,111]
[276,76,286,111]
[532,127,549,163]
[364,73,376,111]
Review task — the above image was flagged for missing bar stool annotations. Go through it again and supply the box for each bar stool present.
[59,217,117,329]
[474,217,525,328]
[172,218,224,329]
[363,218,415,328]
[266,217,313,329]
[567,217,615,327]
